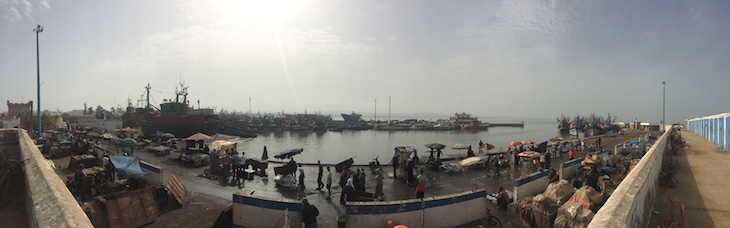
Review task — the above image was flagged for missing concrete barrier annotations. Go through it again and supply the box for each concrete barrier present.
[345,189,487,227]
[232,193,302,228]
[16,129,94,227]
[588,128,671,228]
[559,158,583,180]
[513,170,549,202]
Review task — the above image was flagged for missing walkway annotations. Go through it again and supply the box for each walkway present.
[649,131,730,227]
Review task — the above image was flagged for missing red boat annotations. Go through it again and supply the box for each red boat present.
[461,121,489,131]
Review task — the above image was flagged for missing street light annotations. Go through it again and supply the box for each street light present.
[33,25,43,137]
[662,81,666,132]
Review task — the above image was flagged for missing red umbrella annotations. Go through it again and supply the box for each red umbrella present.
[509,141,522,147]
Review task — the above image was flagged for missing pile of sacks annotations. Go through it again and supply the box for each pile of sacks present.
[516,180,576,228]
[554,186,604,228]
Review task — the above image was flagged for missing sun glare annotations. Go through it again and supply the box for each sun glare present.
[214,0,307,24]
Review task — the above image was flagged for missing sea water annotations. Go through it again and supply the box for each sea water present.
[223,119,570,165]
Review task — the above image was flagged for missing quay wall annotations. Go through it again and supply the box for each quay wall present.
[345,189,487,227]
[232,193,302,228]
[588,128,672,228]
[15,129,94,227]
[513,170,549,202]
[686,113,729,152]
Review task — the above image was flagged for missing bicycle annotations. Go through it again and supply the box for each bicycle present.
[485,207,502,228]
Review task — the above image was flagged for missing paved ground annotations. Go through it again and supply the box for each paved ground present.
[69,130,647,227]
[649,131,730,228]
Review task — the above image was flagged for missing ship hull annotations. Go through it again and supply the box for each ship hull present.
[139,114,219,138]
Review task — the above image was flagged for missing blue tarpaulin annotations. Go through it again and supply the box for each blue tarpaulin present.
[109,155,147,178]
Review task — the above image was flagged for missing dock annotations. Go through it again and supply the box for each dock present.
[488,122,525,127]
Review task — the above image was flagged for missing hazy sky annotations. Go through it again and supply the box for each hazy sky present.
[1,0,729,124]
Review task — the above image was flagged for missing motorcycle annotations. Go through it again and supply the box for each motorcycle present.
[369,156,381,174]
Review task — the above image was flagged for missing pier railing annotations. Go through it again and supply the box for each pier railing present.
[588,128,672,228]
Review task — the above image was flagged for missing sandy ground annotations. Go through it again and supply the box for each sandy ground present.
[649,131,730,228]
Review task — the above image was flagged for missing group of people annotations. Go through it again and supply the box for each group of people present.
[209,146,249,184]
[66,154,118,203]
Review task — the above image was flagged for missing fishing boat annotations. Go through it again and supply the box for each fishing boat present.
[460,121,489,131]
[557,115,570,133]
[134,83,220,138]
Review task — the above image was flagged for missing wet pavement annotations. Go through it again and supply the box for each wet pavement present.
[99,130,647,227]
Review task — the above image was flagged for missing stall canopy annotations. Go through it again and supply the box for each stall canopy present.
[186,132,212,141]
[109,156,147,178]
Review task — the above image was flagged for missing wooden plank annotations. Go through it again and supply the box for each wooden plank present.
[166,174,186,205]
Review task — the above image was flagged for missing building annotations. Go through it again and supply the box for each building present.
[6,100,33,130]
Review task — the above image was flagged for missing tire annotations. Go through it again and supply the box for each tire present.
[488,215,502,228]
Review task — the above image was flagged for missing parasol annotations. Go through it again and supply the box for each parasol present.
[521,140,535,145]
[120,127,132,132]
[509,141,522,147]
[425,143,446,150]
[479,143,495,151]
[549,137,561,142]
[186,132,212,141]
[452,143,470,150]
[274,148,304,159]
[121,138,137,145]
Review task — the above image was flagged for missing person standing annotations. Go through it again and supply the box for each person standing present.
[569,149,575,160]
[75,164,86,200]
[392,155,399,178]
[301,199,319,228]
[231,152,241,183]
[597,137,602,149]
[326,166,332,197]
[316,161,324,190]
[436,148,442,160]
[497,186,510,211]
[513,151,520,167]
[416,169,426,199]
[298,169,306,200]
[539,153,546,170]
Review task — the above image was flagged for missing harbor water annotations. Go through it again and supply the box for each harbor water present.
[220,119,568,165]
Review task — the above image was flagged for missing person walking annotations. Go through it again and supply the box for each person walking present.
[375,169,384,200]
[301,199,319,228]
[416,169,426,199]
[316,161,324,190]
[392,155,399,178]
[326,166,332,197]
[339,169,348,204]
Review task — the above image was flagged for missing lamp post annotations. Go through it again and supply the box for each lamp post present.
[662,81,666,132]
[33,25,43,137]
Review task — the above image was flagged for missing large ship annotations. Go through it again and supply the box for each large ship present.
[341,112,362,122]
[133,83,219,138]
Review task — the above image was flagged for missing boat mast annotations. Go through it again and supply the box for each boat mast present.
[145,83,151,109]
[388,96,391,123]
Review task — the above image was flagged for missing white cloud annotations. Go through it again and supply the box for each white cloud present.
[38,0,49,10]
[0,0,50,22]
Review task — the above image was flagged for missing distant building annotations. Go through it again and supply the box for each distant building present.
[6,100,33,129]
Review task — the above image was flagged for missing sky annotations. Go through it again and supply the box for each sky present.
[1,0,729,124]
